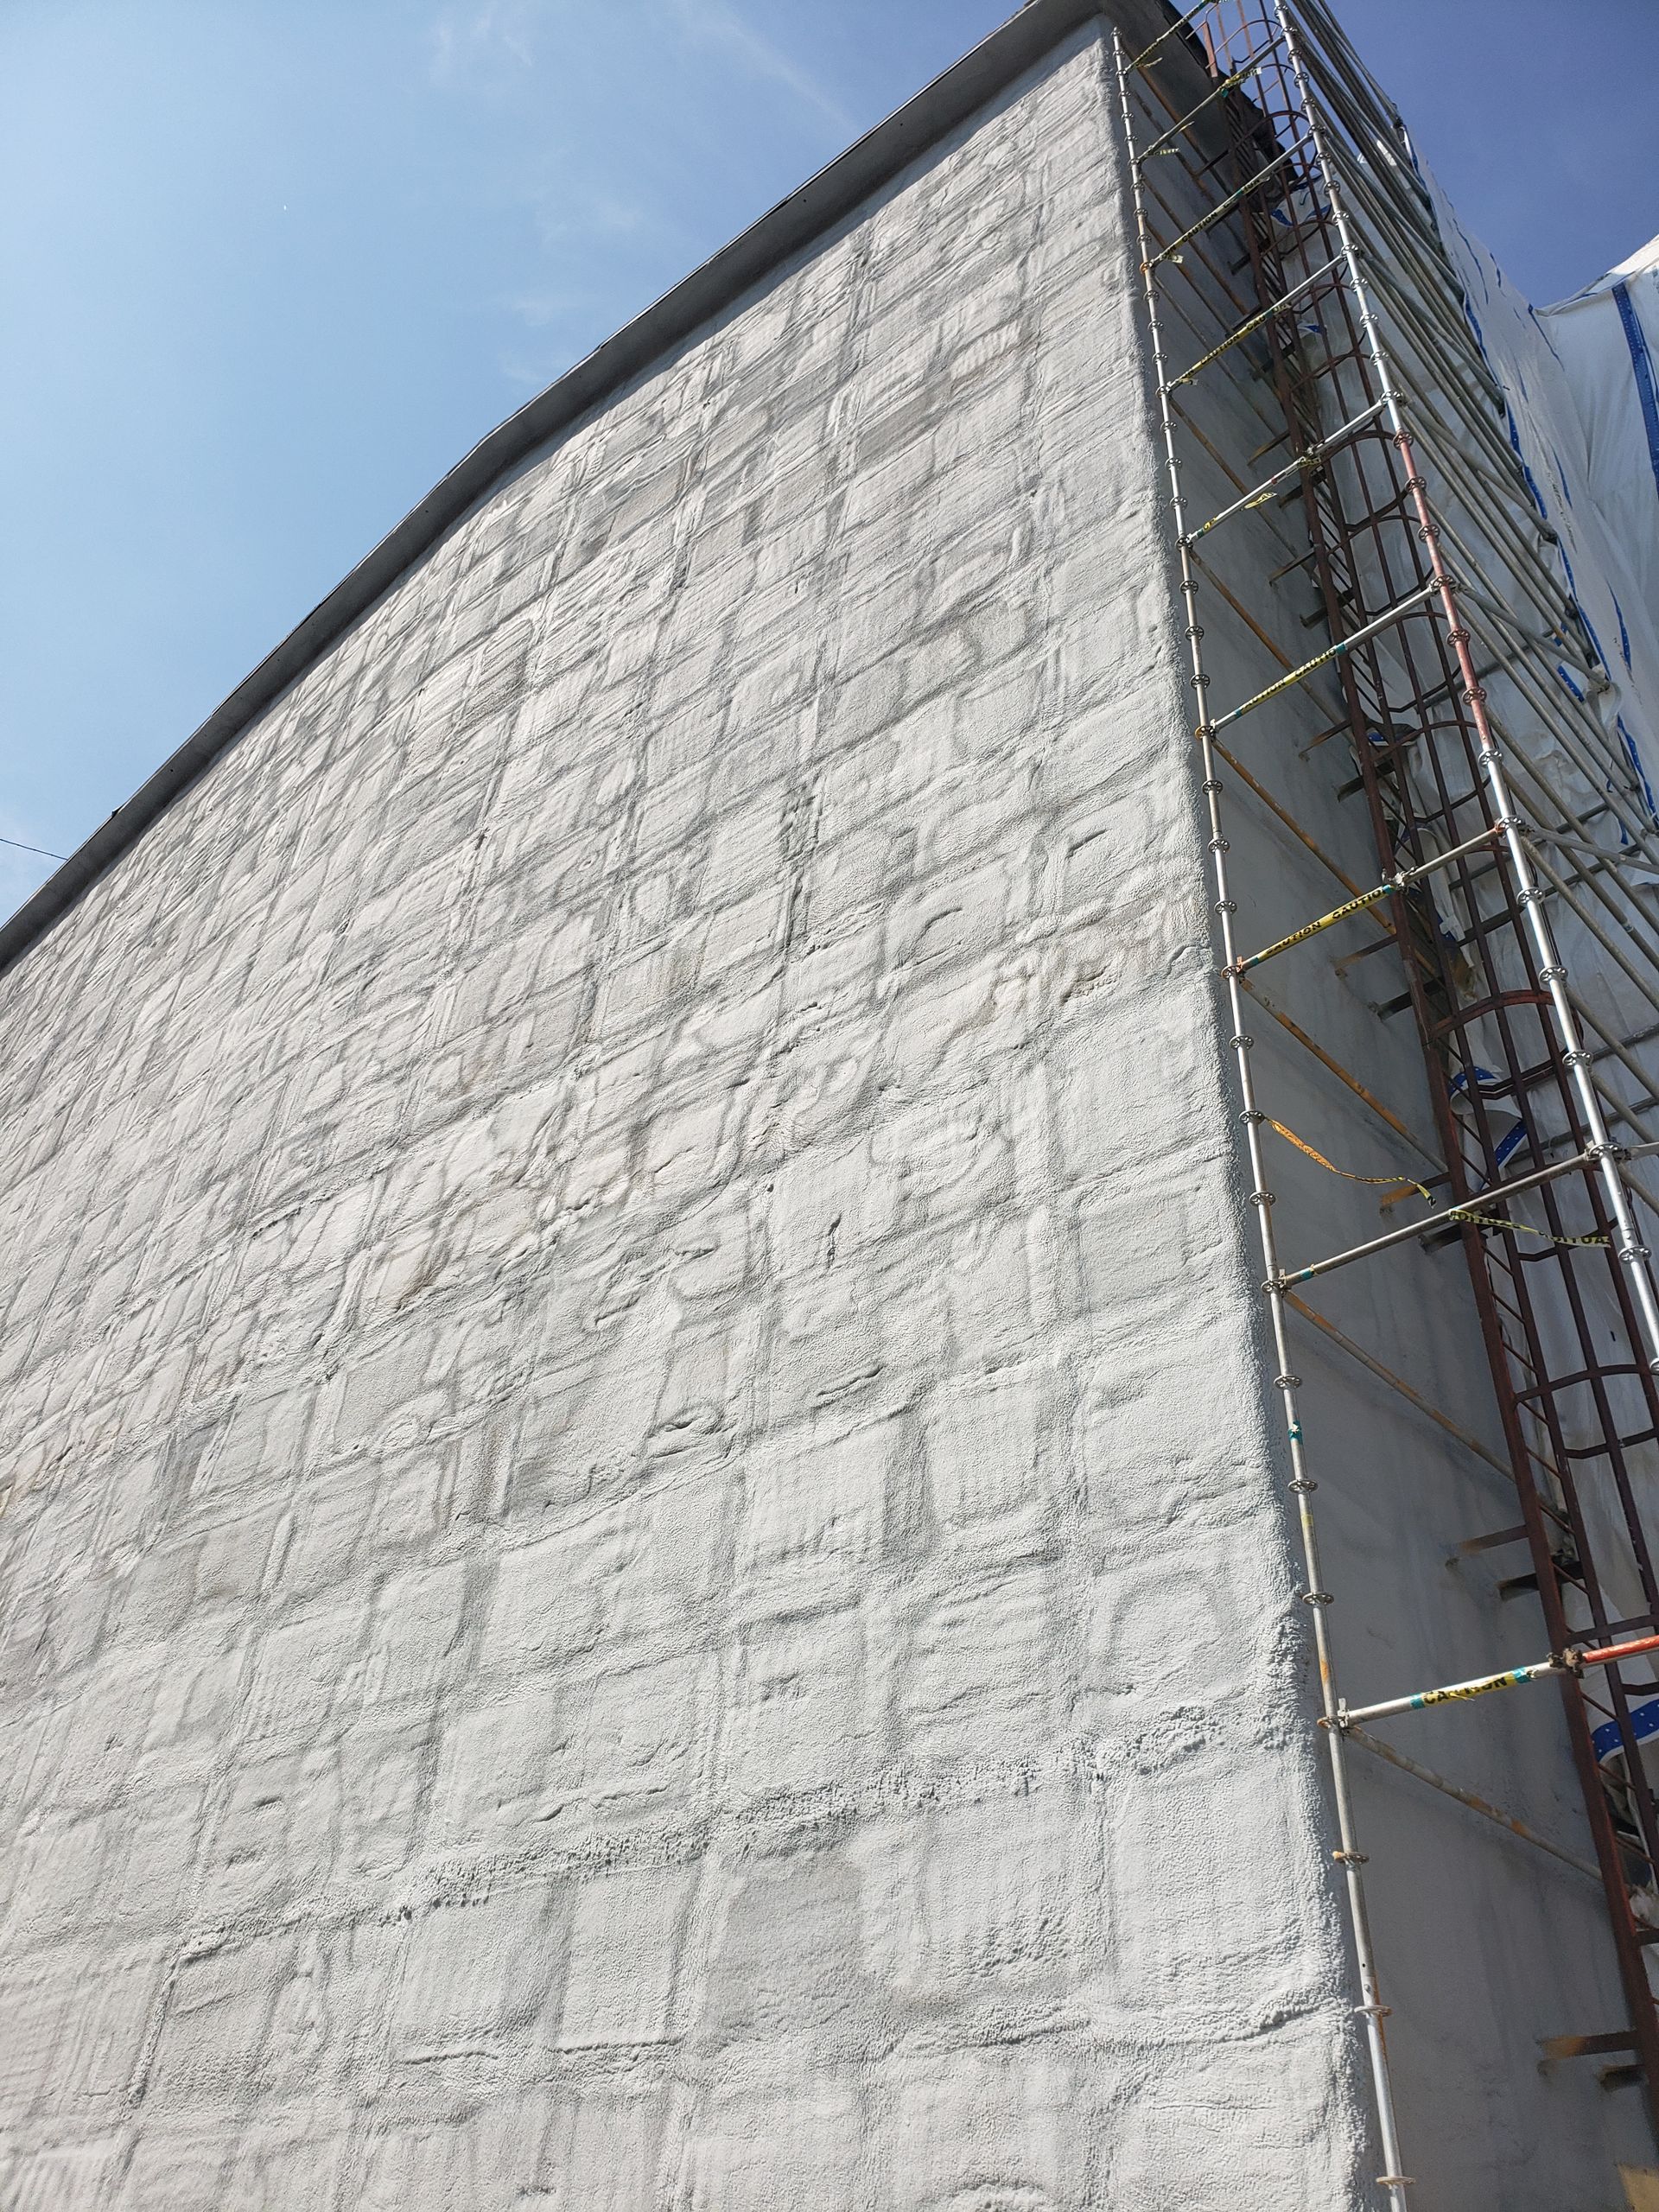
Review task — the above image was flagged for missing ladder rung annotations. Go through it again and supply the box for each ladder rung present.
[1540,2031,1637,2061]
[1452,1524,1530,1559]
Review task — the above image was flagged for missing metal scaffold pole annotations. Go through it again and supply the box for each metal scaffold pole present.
[1113,29,1413,2203]
[1116,0,1659,2177]
[1266,0,1659,1372]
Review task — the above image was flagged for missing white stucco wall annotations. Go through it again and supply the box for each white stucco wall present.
[0,25,1376,2209]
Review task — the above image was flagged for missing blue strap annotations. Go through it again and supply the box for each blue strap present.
[1613,279,1659,507]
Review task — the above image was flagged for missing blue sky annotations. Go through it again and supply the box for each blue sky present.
[3,0,1656,916]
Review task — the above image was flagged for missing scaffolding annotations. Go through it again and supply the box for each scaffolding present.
[1116,0,1659,2195]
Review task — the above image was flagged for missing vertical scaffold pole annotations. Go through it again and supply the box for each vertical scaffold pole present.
[1268,0,1659,1377]
[1111,27,1412,2207]
[1268,0,1659,2121]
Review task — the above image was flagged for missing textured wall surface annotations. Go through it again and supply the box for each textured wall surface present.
[0,29,1370,2209]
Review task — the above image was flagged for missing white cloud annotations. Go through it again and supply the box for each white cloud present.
[497,342,582,389]
[531,188,648,251]
[493,282,599,385]
[426,0,543,86]
[425,0,851,137]
[665,0,854,136]
[501,289,571,329]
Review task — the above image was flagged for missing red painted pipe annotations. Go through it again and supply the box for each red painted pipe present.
[1578,1631,1659,1672]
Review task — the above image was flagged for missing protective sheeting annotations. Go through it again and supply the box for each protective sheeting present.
[1414,181,1659,1154]
[1542,236,1659,635]
[1381,183,1659,1637]
[1424,189,1659,880]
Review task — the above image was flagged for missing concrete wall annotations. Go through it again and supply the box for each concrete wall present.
[0,27,1372,2211]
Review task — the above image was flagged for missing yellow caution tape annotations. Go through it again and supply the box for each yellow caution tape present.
[1266,1121,1608,1248]
[1446,1208,1609,1249]
[1412,1668,1536,1710]
[1267,1119,1431,1203]
[1238,882,1393,972]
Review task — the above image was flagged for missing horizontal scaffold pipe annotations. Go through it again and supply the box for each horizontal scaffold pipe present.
[1136,54,1268,165]
[1412,437,1610,673]
[1455,576,1599,689]
[1286,33,1462,293]
[1230,824,1501,976]
[1183,397,1388,543]
[1156,276,1297,466]
[1275,1143,1659,1292]
[1343,226,1510,456]
[1525,839,1659,1022]
[1415,491,1637,765]
[1479,696,1659,937]
[1335,1633,1659,1731]
[1146,132,1315,270]
[1461,613,1659,865]
[1126,0,1217,73]
[1569,991,1659,1134]
[1164,254,1347,391]
[1205,582,1439,735]
[1316,124,1506,409]
[1288,0,1412,151]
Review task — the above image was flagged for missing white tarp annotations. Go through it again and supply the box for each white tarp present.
[1425,190,1659,864]
[1419,200,1659,1650]
[1541,234,1659,635]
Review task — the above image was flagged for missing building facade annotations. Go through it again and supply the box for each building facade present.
[3,3,1658,2205]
